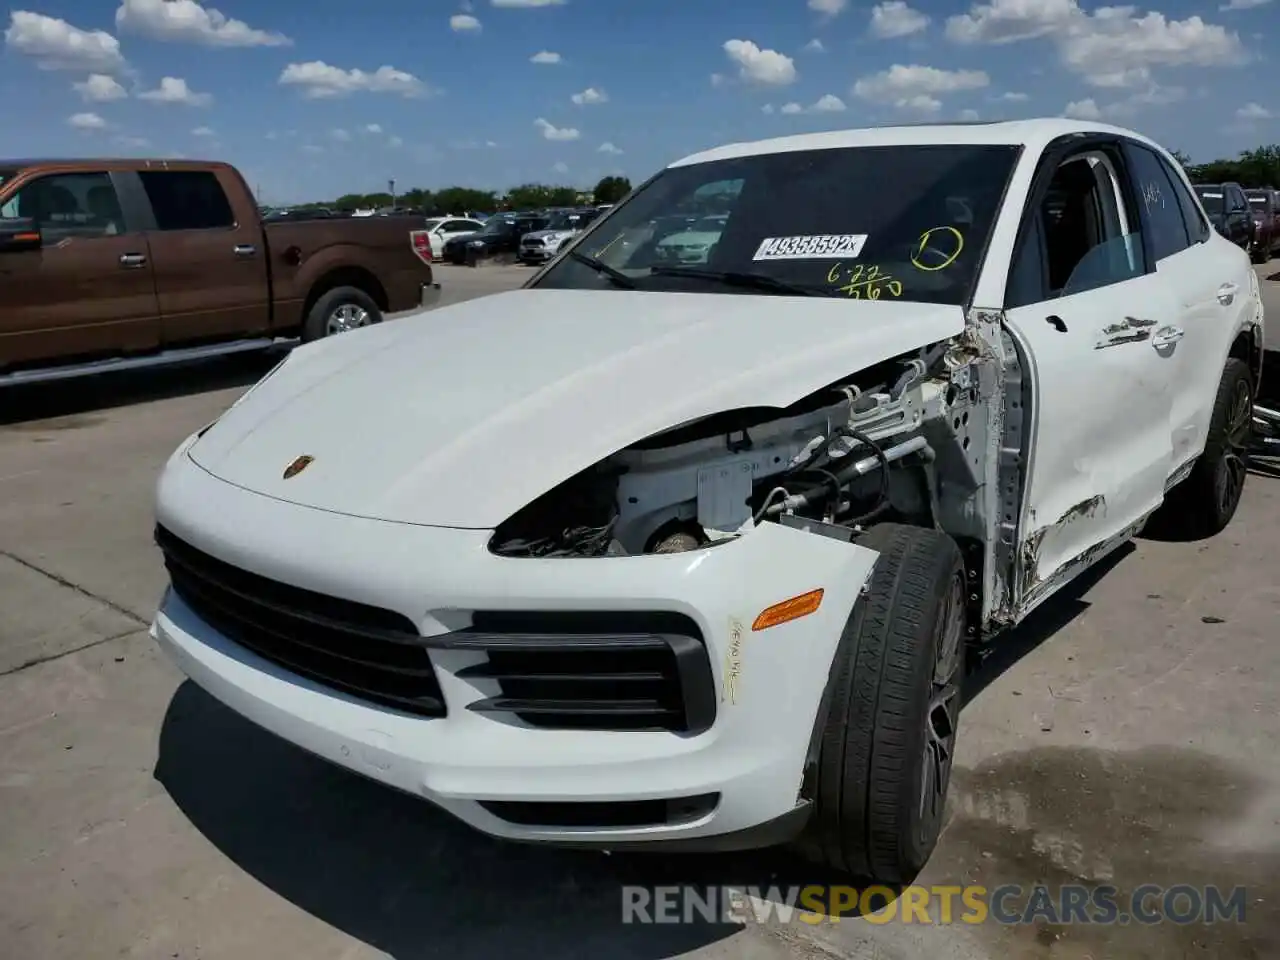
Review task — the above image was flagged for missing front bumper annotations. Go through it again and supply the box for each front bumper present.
[519,245,555,262]
[150,441,878,846]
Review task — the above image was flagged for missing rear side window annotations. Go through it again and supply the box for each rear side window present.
[1165,164,1210,243]
[139,171,234,230]
[1123,144,1189,261]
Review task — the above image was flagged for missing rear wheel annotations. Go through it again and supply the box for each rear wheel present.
[1148,358,1252,539]
[798,523,966,882]
[302,286,382,342]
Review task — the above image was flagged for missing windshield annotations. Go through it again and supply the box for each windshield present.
[1196,189,1224,213]
[423,217,445,230]
[546,212,584,231]
[531,143,1019,305]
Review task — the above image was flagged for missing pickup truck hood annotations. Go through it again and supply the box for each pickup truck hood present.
[187,288,965,527]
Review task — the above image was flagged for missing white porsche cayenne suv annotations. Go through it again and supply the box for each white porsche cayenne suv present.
[151,119,1263,881]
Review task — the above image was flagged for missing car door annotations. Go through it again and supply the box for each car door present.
[438,218,481,251]
[133,168,270,346]
[1120,140,1239,473]
[1001,145,1177,611]
[0,170,160,368]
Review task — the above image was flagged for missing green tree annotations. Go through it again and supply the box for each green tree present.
[592,175,631,205]
[432,186,498,214]
[1169,150,1193,169]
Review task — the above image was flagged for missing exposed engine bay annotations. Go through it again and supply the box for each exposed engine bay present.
[490,340,989,559]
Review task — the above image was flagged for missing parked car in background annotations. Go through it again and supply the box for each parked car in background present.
[1245,187,1279,263]
[421,216,486,259]
[1194,182,1256,257]
[0,158,438,385]
[518,208,602,264]
[442,213,550,264]
[653,213,729,264]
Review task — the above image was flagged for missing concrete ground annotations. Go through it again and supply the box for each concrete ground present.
[1,262,1278,960]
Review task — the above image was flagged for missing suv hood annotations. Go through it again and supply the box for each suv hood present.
[188,288,965,528]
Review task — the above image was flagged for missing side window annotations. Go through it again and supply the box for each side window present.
[1163,159,1209,243]
[1040,154,1144,298]
[1123,144,1189,261]
[444,219,476,231]
[138,171,234,231]
[0,172,125,239]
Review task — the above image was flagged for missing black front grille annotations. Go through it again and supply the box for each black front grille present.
[155,525,445,717]
[479,793,719,828]
[427,611,716,734]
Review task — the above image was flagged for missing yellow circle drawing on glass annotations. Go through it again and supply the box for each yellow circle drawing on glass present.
[911,226,964,272]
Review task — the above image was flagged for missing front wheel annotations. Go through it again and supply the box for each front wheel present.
[301,286,382,342]
[798,523,966,882]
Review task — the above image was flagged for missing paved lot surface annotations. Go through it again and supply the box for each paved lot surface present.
[2,262,1279,960]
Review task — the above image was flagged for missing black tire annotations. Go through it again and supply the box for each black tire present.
[1251,242,1268,264]
[798,523,966,882]
[1149,357,1253,540]
[301,286,382,343]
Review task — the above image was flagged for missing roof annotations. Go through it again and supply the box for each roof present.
[0,157,229,172]
[669,118,1163,168]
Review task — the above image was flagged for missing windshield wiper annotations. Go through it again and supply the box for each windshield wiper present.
[566,249,637,289]
[647,266,819,297]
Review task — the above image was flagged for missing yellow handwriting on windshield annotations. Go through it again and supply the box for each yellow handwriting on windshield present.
[827,263,903,300]
[911,226,964,272]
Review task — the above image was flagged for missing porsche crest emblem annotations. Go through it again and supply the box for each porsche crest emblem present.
[282,455,314,480]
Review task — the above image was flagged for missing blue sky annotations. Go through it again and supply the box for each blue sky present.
[2,0,1276,204]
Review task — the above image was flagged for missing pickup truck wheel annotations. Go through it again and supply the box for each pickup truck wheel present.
[1149,357,1253,540]
[799,523,966,882]
[303,286,382,342]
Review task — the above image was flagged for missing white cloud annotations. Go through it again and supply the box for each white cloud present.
[762,103,775,114]
[115,0,289,47]
[1236,102,1272,119]
[5,11,127,73]
[870,1,931,38]
[552,161,569,174]
[68,111,107,130]
[723,39,797,86]
[138,76,213,106]
[74,73,128,102]
[331,128,351,141]
[809,0,848,14]
[1219,0,1270,9]
[804,38,825,52]
[1063,97,1103,119]
[598,141,623,154]
[781,102,804,114]
[450,13,481,31]
[530,50,561,63]
[534,117,580,140]
[947,0,1245,88]
[491,0,565,6]
[959,108,981,120]
[999,90,1029,101]
[571,86,608,105]
[279,61,427,98]
[710,72,727,87]
[811,93,847,112]
[361,123,381,134]
[191,125,215,136]
[114,134,149,148]
[853,64,989,112]
[388,135,404,147]
[302,144,325,154]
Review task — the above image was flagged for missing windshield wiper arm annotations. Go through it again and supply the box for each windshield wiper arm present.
[647,266,819,297]
[566,249,637,289]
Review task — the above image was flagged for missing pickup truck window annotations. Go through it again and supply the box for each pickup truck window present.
[0,171,126,239]
[533,143,1018,306]
[139,170,234,230]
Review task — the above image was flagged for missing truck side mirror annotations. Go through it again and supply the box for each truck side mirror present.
[0,217,41,252]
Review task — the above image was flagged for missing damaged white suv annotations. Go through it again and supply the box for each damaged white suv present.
[151,119,1263,881]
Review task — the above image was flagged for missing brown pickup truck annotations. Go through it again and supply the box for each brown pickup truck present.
[0,158,440,385]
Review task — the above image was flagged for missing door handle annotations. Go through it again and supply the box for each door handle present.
[119,253,147,268]
[1151,325,1185,348]
[233,244,257,257]
[1217,282,1238,305]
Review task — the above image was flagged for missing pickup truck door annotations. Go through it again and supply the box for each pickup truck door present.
[1002,148,1175,616]
[0,170,160,368]
[131,168,270,345]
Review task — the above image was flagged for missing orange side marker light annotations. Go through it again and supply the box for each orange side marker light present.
[752,588,824,632]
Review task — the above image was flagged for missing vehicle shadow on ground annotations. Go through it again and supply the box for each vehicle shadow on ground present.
[0,350,285,426]
[152,550,1131,956]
